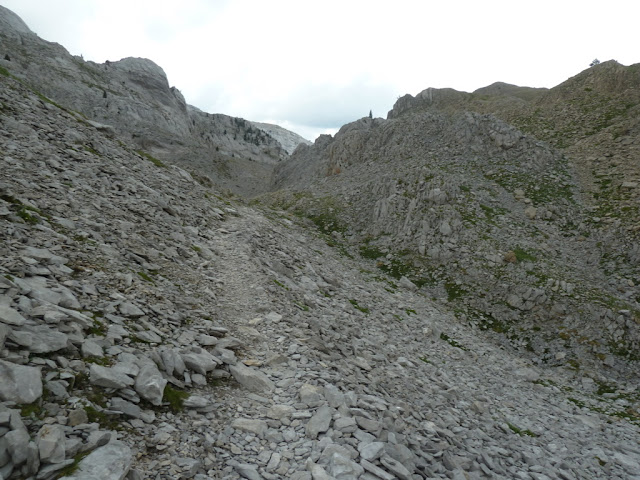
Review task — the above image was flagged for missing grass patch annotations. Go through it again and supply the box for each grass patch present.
[440,332,468,351]
[360,245,385,260]
[55,450,92,479]
[349,299,370,314]
[444,282,467,302]
[507,422,538,437]
[137,271,155,283]
[513,247,537,263]
[163,385,189,413]
[136,150,166,168]
[83,405,120,430]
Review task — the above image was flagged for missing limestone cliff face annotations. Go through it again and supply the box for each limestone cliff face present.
[0,6,309,196]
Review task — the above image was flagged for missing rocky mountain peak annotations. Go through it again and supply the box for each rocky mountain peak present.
[0,5,33,37]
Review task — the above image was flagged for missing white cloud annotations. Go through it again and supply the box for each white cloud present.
[2,0,639,141]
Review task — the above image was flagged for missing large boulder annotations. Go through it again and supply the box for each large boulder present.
[0,360,42,403]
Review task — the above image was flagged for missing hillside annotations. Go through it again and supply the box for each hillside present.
[269,65,640,377]
[1,6,640,480]
[0,5,310,197]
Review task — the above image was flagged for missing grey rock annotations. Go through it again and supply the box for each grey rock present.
[233,463,263,480]
[300,383,324,407]
[0,305,26,326]
[118,302,145,317]
[358,442,385,461]
[62,440,132,480]
[5,429,30,465]
[37,424,66,464]
[327,453,364,479]
[134,362,167,406]
[181,349,220,375]
[229,363,275,392]
[110,397,142,418]
[379,455,413,480]
[89,364,135,389]
[183,395,209,409]
[68,409,89,426]
[8,325,69,353]
[266,404,295,420]
[360,459,395,480]
[306,406,332,439]
[232,418,268,437]
[0,360,42,403]
[82,339,104,358]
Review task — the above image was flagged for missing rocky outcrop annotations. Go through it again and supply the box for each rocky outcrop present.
[251,121,312,154]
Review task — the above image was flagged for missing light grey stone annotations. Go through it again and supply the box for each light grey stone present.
[358,442,385,461]
[181,349,220,375]
[327,453,364,479]
[5,429,30,465]
[62,440,132,480]
[267,404,295,420]
[8,325,68,353]
[0,305,26,326]
[232,418,268,437]
[380,455,412,480]
[229,363,275,392]
[183,395,209,409]
[323,384,345,408]
[118,302,144,317]
[299,383,324,407]
[134,363,166,406]
[37,424,66,464]
[0,360,42,403]
[89,364,135,389]
[82,339,104,358]
[110,397,142,418]
[233,463,263,480]
[306,406,332,439]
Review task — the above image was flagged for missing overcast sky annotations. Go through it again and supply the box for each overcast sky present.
[2,0,638,141]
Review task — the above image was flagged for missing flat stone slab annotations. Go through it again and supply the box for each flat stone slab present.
[0,360,42,403]
[62,440,133,480]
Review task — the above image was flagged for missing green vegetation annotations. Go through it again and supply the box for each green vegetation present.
[136,150,166,167]
[507,422,538,437]
[349,299,370,314]
[0,65,10,77]
[444,282,467,302]
[20,401,45,419]
[55,450,92,479]
[272,279,288,290]
[513,247,537,263]
[137,271,155,283]
[1,194,44,224]
[163,385,189,413]
[440,332,468,351]
[83,404,120,430]
[359,244,385,260]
